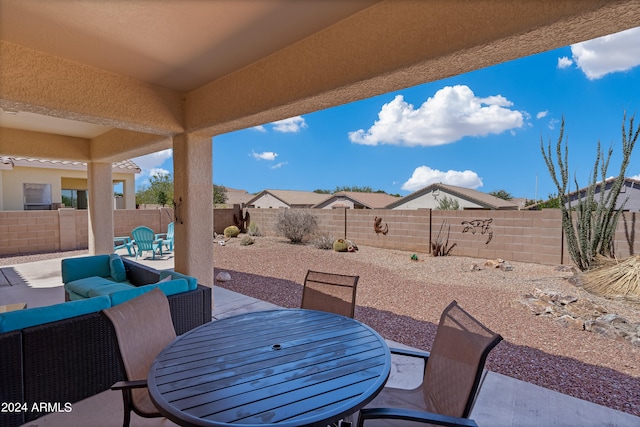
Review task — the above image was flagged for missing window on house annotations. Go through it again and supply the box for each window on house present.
[23,183,52,210]
[61,189,88,209]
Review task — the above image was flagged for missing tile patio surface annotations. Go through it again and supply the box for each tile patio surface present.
[1,250,638,427]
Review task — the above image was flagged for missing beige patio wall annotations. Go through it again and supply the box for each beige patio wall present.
[0,207,639,267]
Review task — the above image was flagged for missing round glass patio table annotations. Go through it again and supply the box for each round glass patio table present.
[148,308,391,427]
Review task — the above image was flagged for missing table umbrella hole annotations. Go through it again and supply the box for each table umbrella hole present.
[272,344,282,350]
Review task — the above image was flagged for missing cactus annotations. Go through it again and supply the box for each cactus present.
[224,225,240,238]
[333,239,349,252]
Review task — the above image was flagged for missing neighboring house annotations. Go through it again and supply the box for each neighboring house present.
[221,187,254,207]
[552,177,640,211]
[314,191,401,209]
[0,157,140,211]
[386,183,520,210]
[246,189,328,209]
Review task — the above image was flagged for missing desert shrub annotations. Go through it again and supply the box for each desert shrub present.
[247,222,262,236]
[240,235,254,246]
[273,209,318,243]
[333,238,349,252]
[312,233,335,250]
[224,225,240,238]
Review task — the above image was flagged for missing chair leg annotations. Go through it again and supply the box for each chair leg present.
[121,389,132,427]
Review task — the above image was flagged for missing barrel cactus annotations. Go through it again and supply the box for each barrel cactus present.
[224,225,240,238]
[333,239,348,252]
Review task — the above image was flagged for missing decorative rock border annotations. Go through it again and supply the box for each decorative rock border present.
[519,289,640,347]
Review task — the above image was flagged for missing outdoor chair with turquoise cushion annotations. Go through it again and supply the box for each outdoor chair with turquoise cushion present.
[154,222,174,252]
[131,226,163,259]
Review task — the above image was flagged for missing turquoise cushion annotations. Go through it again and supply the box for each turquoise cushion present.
[65,276,118,298]
[155,278,189,296]
[0,296,111,333]
[109,279,189,306]
[160,270,198,290]
[109,254,127,282]
[87,282,135,297]
[61,255,111,283]
[109,285,158,306]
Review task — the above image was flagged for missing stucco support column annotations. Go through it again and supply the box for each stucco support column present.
[123,177,136,209]
[87,162,114,254]
[173,133,213,288]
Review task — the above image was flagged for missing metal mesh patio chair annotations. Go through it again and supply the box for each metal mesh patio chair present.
[301,270,359,318]
[351,300,503,427]
[103,288,176,427]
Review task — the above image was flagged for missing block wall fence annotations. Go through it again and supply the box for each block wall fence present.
[0,207,638,267]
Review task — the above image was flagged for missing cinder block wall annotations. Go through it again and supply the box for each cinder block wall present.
[0,207,638,266]
[246,208,569,265]
[0,210,60,255]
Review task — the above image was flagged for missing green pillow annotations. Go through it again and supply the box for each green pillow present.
[109,254,127,282]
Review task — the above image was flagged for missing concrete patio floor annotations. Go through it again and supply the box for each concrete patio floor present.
[1,250,638,427]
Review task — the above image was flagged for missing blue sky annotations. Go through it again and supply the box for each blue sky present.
[133,26,640,201]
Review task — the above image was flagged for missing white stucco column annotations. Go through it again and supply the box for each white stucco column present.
[123,176,136,209]
[87,161,114,254]
[173,133,213,288]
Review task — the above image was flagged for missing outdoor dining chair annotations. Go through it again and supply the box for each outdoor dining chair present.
[154,222,174,252]
[301,270,359,318]
[131,226,163,259]
[350,300,503,427]
[103,288,176,427]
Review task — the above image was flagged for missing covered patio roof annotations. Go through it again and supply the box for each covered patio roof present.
[1,0,639,286]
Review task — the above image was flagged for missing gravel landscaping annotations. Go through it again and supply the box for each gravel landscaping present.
[213,236,640,417]
[1,240,638,416]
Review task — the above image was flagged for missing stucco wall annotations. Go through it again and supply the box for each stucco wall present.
[250,194,289,209]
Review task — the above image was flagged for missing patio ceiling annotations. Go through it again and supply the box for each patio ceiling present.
[1,0,640,162]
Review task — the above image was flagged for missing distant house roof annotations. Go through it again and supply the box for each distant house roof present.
[314,191,401,209]
[222,187,254,206]
[0,156,141,173]
[530,177,640,211]
[246,189,328,208]
[387,182,520,210]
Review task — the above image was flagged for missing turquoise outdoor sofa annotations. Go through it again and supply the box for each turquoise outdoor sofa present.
[0,255,211,427]
[61,253,196,302]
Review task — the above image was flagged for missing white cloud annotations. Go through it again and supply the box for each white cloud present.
[557,56,573,69]
[271,162,288,169]
[132,149,172,172]
[401,166,483,192]
[252,151,278,161]
[536,111,548,119]
[253,125,267,132]
[272,116,308,133]
[348,85,524,147]
[148,167,170,178]
[570,26,640,80]
[132,149,173,187]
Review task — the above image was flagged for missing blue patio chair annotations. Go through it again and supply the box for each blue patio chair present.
[154,222,174,252]
[113,236,135,256]
[131,226,163,260]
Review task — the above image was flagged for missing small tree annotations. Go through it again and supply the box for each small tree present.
[273,209,318,243]
[136,172,173,206]
[436,196,460,210]
[213,184,227,205]
[541,114,638,271]
[489,189,513,200]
